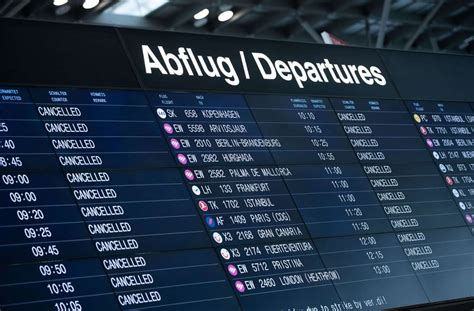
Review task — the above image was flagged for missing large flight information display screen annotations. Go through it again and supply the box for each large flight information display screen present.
[0,19,473,311]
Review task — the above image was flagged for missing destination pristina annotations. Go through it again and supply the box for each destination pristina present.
[142,45,387,88]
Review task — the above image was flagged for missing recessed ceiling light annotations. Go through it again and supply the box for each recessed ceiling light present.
[105,0,168,17]
[53,0,68,6]
[83,0,100,9]
[218,10,233,22]
[194,8,209,20]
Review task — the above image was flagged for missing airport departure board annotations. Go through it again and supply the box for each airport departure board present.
[0,19,473,311]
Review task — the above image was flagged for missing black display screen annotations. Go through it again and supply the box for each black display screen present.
[0,18,473,311]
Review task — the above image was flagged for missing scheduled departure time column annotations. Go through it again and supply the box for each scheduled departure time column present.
[247,94,428,310]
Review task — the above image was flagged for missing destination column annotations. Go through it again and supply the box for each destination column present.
[148,91,343,311]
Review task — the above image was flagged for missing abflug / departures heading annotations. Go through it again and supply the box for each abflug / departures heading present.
[0,18,473,311]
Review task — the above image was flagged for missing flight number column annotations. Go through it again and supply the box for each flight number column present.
[403,100,474,301]
[406,100,474,233]
[32,88,239,310]
[0,87,119,311]
[148,92,342,311]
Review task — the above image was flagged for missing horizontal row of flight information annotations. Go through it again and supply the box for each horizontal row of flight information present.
[0,86,473,311]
